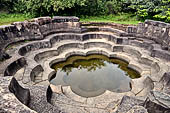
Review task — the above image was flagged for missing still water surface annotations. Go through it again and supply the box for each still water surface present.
[51,55,140,97]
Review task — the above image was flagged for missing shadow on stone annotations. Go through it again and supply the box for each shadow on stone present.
[143,96,170,113]
[0,52,11,61]
[159,72,170,94]
[8,77,30,106]
[46,85,53,104]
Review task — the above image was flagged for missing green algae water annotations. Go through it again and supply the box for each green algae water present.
[51,55,140,97]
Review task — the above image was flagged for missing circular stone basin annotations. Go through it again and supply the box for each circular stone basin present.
[51,55,140,98]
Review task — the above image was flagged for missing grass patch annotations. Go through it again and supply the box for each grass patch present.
[0,13,141,25]
[0,13,32,25]
[80,13,142,25]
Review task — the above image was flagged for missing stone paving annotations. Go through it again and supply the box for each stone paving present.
[0,17,170,113]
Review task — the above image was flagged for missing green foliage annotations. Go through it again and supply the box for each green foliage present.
[0,0,17,12]
[105,1,121,14]
[13,0,87,17]
[12,0,128,17]
[74,0,107,16]
[105,0,133,14]
[1,0,170,23]
[129,0,170,22]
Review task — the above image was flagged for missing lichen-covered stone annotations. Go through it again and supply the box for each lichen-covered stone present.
[116,96,144,113]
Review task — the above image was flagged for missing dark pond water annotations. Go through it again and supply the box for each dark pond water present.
[51,55,140,98]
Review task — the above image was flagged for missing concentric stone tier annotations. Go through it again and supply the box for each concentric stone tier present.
[0,17,170,113]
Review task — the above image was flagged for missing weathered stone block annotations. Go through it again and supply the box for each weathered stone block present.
[151,49,170,61]
[116,96,144,113]
[127,106,148,113]
[31,17,52,25]
[159,72,170,94]
[8,77,30,106]
[144,91,170,113]
[126,26,137,33]
[52,16,79,23]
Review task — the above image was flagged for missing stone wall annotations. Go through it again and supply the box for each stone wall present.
[127,20,170,50]
[1,18,170,61]
[81,22,129,31]
[0,16,80,61]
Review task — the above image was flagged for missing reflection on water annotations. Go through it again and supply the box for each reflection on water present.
[51,55,140,98]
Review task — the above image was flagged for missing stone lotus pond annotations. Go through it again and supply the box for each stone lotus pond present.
[1,18,170,112]
[51,55,140,97]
